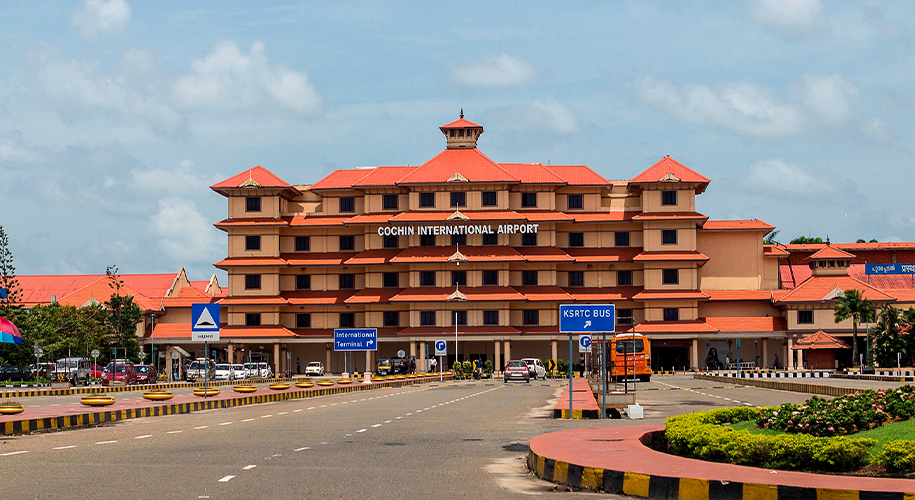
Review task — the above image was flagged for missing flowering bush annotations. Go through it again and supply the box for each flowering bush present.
[756,385,915,437]
[875,440,915,473]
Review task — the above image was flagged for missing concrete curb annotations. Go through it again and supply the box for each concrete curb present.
[0,375,451,435]
[693,374,891,397]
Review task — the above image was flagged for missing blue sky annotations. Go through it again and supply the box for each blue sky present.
[2,1,914,281]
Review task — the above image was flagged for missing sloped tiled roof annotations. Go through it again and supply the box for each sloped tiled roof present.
[563,286,641,301]
[284,290,355,305]
[309,168,375,191]
[632,290,710,301]
[398,148,516,184]
[780,263,915,290]
[343,288,405,304]
[633,251,709,263]
[214,257,287,268]
[776,275,896,303]
[440,117,482,129]
[498,163,566,184]
[352,166,417,187]
[702,219,774,231]
[389,286,525,302]
[512,286,574,302]
[17,273,179,309]
[564,247,641,263]
[543,165,612,186]
[703,290,775,301]
[630,156,711,193]
[344,249,401,265]
[702,316,787,332]
[567,211,638,223]
[210,165,294,190]
[515,247,574,262]
[807,245,856,261]
[764,245,790,257]
[283,252,357,267]
[632,320,718,333]
[792,330,850,350]
[632,212,709,222]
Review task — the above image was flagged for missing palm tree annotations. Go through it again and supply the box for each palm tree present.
[834,289,874,368]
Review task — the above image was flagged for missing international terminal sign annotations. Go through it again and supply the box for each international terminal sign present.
[377,223,540,237]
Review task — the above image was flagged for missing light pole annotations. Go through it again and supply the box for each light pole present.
[150,313,156,374]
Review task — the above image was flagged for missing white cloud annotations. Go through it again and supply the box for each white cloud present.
[636,77,802,136]
[172,41,322,114]
[452,54,537,88]
[72,0,131,37]
[742,159,838,197]
[800,73,860,124]
[751,0,826,37]
[130,159,220,198]
[151,199,221,262]
[490,99,580,135]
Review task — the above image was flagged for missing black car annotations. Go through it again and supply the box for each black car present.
[0,366,30,382]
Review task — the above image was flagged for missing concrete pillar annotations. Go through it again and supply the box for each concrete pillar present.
[326,345,332,375]
[504,340,511,363]
[551,339,558,363]
[273,343,281,378]
[796,340,803,370]
[365,351,371,375]
[691,339,699,371]
[494,340,501,373]
[227,343,235,364]
[762,338,769,368]
[418,341,426,371]
[786,336,794,370]
[164,345,173,381]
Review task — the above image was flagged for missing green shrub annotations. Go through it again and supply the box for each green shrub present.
[452,361,463,378]
[666,407,874,472]
[875,440,915,473]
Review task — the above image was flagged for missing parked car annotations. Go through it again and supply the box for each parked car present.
[89,364,104,379]
[0,365,29,383]
[186,358,215,382]
[376,358,396,376]
[102,360,137,386]
[57,357,92,386]
[231,364,247,380]
[27,363,56,380]
[521,358,546,380]
[135,364,158,384]
[243,362,259,379]
[503,360,530,383]
[214,363,234,381]
[304,361,325,376]
[257,362,273,378]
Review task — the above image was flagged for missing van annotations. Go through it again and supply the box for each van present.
[56,357,91,386]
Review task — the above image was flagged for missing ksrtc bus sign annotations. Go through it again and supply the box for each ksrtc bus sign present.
[559,304,616,333]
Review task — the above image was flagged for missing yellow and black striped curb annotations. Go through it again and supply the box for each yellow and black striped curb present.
[554,409,598,419]
[527,450,915,499]
[0,377,313,399]
[694,374,882,397]
[833,374,915,382]
[641,385,743,391]
[0,375,453,436]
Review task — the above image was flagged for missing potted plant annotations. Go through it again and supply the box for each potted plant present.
[142,389,174,401]
[0,400,24,415]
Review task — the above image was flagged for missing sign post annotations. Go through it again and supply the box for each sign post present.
[334,329,377,382]
[560,304,616,419]
[191,304,220,396]
[434,340,447,382]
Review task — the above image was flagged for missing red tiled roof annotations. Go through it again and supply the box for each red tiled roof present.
[630,156,710,193]
[512,286,574,301]
[792,330,850,350]
[351,166,417,187]
[779,263,915,290]
[389,211,527,222]
[563,287,640,301]
[521,211,573,222]
[785,242,915,253]
[216,325,298,339]
[702,316,786,332]
[764,245,790,257]
[515,247,574,262]
[632,290,709,301]
[56,280,158,311]
[210,165,294,190]
[397,326,520,337]
[148,322,193,340]
[633,251,709,263]
[390,246,526,264]
[283,252,357,266]
[631,212,709,222]
[807,246,856,261]
[214,218,289,230]
[398,148,516,184]
[567,212,638,223]
[284,290,355,305]
[776,275,896,303]
[499,164,566,184]
[309,169,373,191]
[17,275,107,306]
[389,247,452,264]
[214,257,287,269]
[886,289,915,301]
[702,219,774,231]
[457,246,525,262]
[703,290,775,301]
[390,286,526,302]
[343,214,394,224]
[345,249,401,265]
[632,320,718,333]
[218,296,287,305]
[544,165,612,186]
[288,216,354,227]
[564,247,641,263]
[440,117,482,129]
[344,288,405,304]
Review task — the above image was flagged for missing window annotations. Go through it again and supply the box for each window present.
[383,311,399,327]
[662,229,678,245]
[482,233,498,245]
[523,310,539,325]
[482,270,498,286]
[245,197,261,212]
[383,235,399,248]
[245,235,261,251]
[662,269,679,285]
[522,232,537,246]
[567,194,583,210]
[383,194,398,210]
[419,192,435,208]
[453,311,467,326]
[481,191,497,207]
[451,234,466,246]
[617,309,634,325]
[569,232,584,247]
[661,190,677,206]
[245,274,261,290]
[568,271,584,287]
[798,310,813,324]
[295,275,311,290]
[451,270,467,286]
[339,313,355,328]
[617,270,633,286]
[339,235,355,251]
[383,272,399,288]
[615,231,630,247]
[245,313,261,326]
[663,308,679,322]
[420,311,436,326]
[420,271,436,287]
[339,274,355,289]
[294,236,310,251]
[483,310,499,325]
[296,313,311,328]
[450,192,466,207]
[521,192,537,207]
[420,235,436,246]
[523,270,538,286]
[339,197,355,212]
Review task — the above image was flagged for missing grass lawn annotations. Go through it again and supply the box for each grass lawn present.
[730,418,915,453]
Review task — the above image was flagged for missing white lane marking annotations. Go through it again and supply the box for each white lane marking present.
[279,411,288,415]
[135,435,153,439]
[424,407,430,410]
[1,450,29,456]
[294,446,310,452]
[261,415,273,418]
[406,412,412,416]
[218,475,235,483]
[53,445,77,450]
[320,405,327,408]
[384,420,392,424]
[167,430,182,434]
[95,440,117,445]
[395,416,402,420]
[219,422,232,426]
[242,465,256,470]
[195,426,209,430]
[331,403,338,406]
[371,424,382,428]
[307,407,315,410]
[242,418,254,422]
[293,409,303,413]
[341,402,348,405]
[357,429,367,433]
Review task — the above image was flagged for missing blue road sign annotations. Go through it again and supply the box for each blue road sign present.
[191,303,220,341]
[334,329,378,351]
[865,263,915,275]
[434,340,447,356]
[559,304,615,333]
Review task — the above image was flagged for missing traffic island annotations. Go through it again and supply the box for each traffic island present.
[553,378,600,419]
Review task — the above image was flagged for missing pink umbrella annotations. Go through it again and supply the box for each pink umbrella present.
[0,317,23,344]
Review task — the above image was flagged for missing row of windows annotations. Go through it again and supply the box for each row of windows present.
[247,269,674,290]
[245,308,642,328]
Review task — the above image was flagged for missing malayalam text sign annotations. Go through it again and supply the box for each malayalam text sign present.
[559,304,616,333]
[865,263,915,275]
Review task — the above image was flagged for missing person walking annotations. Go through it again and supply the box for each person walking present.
[296,357,301,375]
[430,357,437,372]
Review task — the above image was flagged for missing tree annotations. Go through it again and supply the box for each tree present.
[834,289,874,368]
[901,307,915,365]
[104,266,143,360]
[25,303,109,363]
[763,230,780,245]
[790,236,823,244]
[872,304,903,367]
[0,225,22,319]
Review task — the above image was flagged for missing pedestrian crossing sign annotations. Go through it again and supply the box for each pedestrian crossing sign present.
[191,303,220,341]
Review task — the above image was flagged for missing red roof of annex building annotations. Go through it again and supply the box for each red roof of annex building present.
[775,275,896,304]
[791,330,850,350]
[806,245,856,261]
[629,156,711,193]
[702,219,774,231]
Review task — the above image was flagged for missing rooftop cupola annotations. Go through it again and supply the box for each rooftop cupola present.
[439,109,483,149]
[805,240,855,277]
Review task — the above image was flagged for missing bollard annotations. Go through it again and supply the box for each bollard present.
[362,371,372,384]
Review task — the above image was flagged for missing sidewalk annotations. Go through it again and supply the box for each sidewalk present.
[528,424,915,498]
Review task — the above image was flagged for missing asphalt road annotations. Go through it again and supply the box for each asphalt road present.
[1,375,908,499]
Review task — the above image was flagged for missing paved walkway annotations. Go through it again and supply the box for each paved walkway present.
[529,424,915,499]
[553,378,599,418]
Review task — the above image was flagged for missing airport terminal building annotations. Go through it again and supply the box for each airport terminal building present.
[144,114,915,375]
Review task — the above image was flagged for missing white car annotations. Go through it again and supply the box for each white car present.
[304,361,325,376]
[231,364,247,380]
[214,363,234,381]
[257,362,273,378]
[243,362,258,379]
[521,358,546,380]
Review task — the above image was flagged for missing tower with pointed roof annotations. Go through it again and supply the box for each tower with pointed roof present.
[440,109,483,149]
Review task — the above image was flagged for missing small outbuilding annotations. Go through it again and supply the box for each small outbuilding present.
[791,330,850,370]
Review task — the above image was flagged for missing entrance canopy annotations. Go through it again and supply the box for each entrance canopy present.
[791,330,850,350]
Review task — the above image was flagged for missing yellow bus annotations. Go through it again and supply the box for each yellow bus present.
[609,333,652,382]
